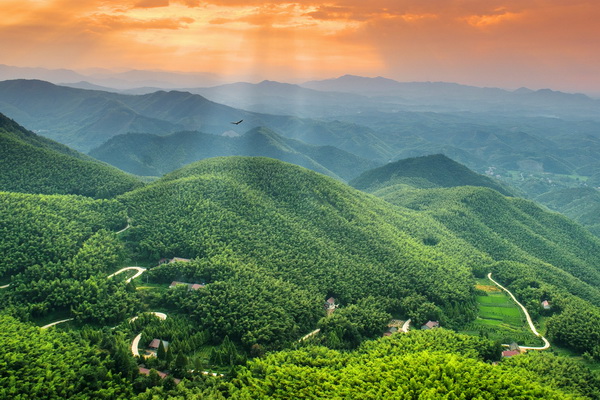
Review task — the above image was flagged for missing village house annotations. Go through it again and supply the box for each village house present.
[421,320,440,330]
[541,300,551,310]
[146,339,169,357]
[502,350,520,358]
[138,367,181,385]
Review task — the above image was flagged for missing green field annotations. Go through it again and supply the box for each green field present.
[460,278,544,346]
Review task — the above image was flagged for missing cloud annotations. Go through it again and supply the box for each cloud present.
[135,0,170,8]
[82,14,194,32]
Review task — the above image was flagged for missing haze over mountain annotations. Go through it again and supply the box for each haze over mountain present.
[0,79,389,159]
[89,127,378,180]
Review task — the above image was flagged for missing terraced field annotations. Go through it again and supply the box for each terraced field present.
[461,278,544,346]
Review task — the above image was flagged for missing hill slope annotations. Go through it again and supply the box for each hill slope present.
[350,154,512,195]
[89,127,378,180]
[0,113,142,198]
[535,187,600,236]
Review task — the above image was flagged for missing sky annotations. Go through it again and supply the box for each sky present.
[1,0,599,93]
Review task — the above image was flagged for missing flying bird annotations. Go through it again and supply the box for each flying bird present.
[231,119,243,125]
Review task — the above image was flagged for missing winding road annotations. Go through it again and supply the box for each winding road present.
[40,266,147,329]
[115,219,131,235]
[0,284,9,289]
[401,319,411,333]
[108,266,146,283]
[130,312,168,357]
[41,318,74,330]
[487,273,550,350]
[299,328,320,342]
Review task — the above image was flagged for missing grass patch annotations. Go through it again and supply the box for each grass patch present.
[461,277,543,346]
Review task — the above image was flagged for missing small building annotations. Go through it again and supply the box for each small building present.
[148,339,169,351]
[325,297,335,308]
[138,367,180,385]
[158,258,169,265]
[190,283,205,290]
[542,300,551,310]
[502,350,520,358]
[421,321,440,330]
[169,257,191,263]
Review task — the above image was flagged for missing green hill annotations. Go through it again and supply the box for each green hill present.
[375,184,600,356]
[228,329,599,399]
[89,127,379,180]
[120,157,492,346]
[350,154,512,195]
[536,187,600,236]
[0,113,142,198]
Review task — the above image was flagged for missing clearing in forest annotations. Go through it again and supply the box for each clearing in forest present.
[461,277,543,346]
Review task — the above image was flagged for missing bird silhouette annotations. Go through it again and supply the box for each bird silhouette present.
[231,119,243,125]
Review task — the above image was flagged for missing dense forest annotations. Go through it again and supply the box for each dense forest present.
[0,114,142,198]
[2,110,600,398]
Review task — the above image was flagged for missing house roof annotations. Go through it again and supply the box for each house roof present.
[191,283,205,290]
[148,339,169,349]
[542,300,550,306]
[502,350,520,357]
[326,297,335,304]
[422,321,440,329]
[138,367,180,384]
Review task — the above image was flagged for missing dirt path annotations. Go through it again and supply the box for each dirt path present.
[0,284,9,289]
[487,273,550,350]
[108,266,146,283]
[115,218,131,235]
[299,328,320,342]
[130,312,168,356]
[41,318,74,330]
[401,319,411,333]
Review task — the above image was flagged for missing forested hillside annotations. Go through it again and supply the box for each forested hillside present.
[3,151,600,398]
[118,157,495,345]
[228,329,600,399]
[89,127,378,180]
[373,183,600,358]
[536,187,600,236]
[0,191,137,322]
[0,113,142,198]
[350,153,512,195]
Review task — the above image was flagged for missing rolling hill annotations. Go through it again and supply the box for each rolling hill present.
[89,127,379,180]
[0,113,142,198]
[350,154,512,195]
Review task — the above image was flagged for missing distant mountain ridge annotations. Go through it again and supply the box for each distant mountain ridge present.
[0,79,390,160]
[89,127,379,180]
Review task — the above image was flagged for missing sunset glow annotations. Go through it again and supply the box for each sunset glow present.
[1,0,599,92]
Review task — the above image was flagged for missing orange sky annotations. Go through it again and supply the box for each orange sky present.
[1,0,599,92]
